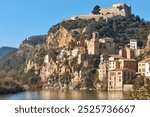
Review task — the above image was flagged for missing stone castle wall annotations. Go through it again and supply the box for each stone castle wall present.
[71,3,131,21]
[100,3,131,17]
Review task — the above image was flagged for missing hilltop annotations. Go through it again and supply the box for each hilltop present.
[0,47,17,59]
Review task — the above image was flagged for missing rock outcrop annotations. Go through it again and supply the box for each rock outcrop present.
[144,34,150,58]
[47,27,74,49]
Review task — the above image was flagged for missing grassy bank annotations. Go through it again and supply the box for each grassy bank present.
[0,78,25,94]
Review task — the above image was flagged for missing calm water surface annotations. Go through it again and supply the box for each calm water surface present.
[0,90,128,100]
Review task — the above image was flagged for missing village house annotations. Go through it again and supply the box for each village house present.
[98,62,108,81]
[108,68,135,91]
[129,39,143,57]
[119,39,143,59]
[99,37,117,54]
[130,39,137,49]
[145,61,150,77]
[138,60,146,76]
[119,47,134,59]
[108,54,123,70]
[138,58,150,77]
[119,58,137,71]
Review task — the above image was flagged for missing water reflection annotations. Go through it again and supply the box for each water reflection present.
[0,90,127,100]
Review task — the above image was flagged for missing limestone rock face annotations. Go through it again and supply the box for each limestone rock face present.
[40,61,58,82]
[144,34,150,58]
[47,27,73,49]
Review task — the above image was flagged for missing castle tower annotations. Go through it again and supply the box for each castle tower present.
[87,32,100,55]
[112,3,131,17]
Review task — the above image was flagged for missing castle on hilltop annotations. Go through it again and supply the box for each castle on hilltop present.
[71,3,131,21]
[100,3,131,17]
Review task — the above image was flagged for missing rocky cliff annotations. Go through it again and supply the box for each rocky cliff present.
[144,34,150,58]
[0,13,150,89]
[47,26,74,49]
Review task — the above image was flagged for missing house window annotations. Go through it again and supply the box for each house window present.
[127,72,130,77]
[142,69,145,72]
[110,72,116,76]
[114,77,116,81]
[131,72,134,77]
[118,72,121,75]
[123,72,126,77]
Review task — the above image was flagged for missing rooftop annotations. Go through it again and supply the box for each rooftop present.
[108,54,124,59]
[139,58,150,63]
[119,58,136,61]
[110,68,135,71]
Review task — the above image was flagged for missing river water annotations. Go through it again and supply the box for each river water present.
[0,90,128,100]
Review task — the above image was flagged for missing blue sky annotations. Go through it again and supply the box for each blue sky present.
[0,0,150,48]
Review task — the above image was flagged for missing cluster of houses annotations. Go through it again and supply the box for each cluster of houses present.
[25,3,149,91]
[40,30,149,91]
[72,32,150,91]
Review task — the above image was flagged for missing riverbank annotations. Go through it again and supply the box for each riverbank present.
[0,90,126,100]
[0,78,25,94]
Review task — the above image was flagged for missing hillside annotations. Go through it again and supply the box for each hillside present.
[0,47,17,59]
[0,5,150,90]
[49,15,150,45]
[0,35,47,79]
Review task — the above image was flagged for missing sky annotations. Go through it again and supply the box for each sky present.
[0,0,150,48]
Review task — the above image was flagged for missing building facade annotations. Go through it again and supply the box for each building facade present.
[119,47,134,59]
[119,59,137,71]
[130,39,137,49]
[138,60,146,76]
[100,3,131,17]
[138,59,150,77]
[71,3,131,21]
[87,32,100,55]
[145,62,150,77]
[98,62,108,81]
[108,68,135,91]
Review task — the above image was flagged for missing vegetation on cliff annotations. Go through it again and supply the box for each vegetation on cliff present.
[0,35,47,89]
[48,15,150,45]
[127,77,150,100]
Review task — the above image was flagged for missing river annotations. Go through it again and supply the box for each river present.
[0,90,128,100]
